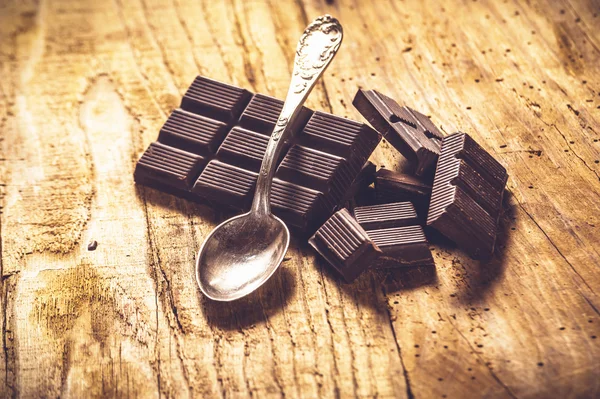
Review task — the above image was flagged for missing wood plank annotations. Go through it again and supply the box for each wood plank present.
[0,0,598,397]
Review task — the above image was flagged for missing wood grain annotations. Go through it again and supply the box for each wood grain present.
[0,0,599,397]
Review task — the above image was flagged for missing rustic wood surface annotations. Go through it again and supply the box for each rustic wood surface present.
[1,0,599,397]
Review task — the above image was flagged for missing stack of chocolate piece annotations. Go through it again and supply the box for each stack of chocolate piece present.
[134,76,508,283]
[307,89,508,281]
[309,202,434,282]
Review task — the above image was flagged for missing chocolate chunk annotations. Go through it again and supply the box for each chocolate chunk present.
[367,226,434,267]
[181,76,252,123]
[427,132,508,259]
[311,202,435,280]
[374,168,432,218]
[309,209,382,282]
[354,201,434,267]
[87,240,98,251]
[354,202,419,230]
[134,76,382,232]
[134,142,207,191]
[353,89,443,176]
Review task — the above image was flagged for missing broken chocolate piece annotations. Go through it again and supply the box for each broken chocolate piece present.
[367,226,434,268]
[427,132,508,259]
[134,76,382,232]
[353,89,443,176]
[309,209,382,282]
[374,168,432,218]
[354,201,434,267]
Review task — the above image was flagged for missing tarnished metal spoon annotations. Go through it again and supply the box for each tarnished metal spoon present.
[196,15,343,301]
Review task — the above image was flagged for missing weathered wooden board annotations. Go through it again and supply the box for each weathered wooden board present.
[0,0,599,397]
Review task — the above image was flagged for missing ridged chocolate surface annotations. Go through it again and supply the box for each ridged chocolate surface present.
[368,225,427,247]
[366,225,434,267]
[316,210,366,262]
[271,179,327,230]
[158,109,228,156]
[309,209,381,282]
[277,145,354,209]
[300,111,381,164]
[354,202,419,230]
[134,76,382,233]
[181,76,252,123]
[216,127,269,171]
[192,160,257,207]
[353,89,443,176]
[239,93,312,134]
[427,132,508,259]
[135,142,206,190]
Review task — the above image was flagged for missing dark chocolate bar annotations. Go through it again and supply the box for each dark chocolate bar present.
[353,89,443,176]
[134,76,382,232]
[354,202,434,268]
[309,209,382,282]
[427,132,508,259]
[374,168,431,218]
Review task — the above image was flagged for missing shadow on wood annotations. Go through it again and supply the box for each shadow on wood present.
[200,266,297,331]
[456,189,516,303]
[380,265,439,293]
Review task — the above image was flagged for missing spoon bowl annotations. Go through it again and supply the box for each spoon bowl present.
[196,212,290,301]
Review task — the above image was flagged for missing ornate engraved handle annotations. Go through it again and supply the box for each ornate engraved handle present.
[251,15,343,216]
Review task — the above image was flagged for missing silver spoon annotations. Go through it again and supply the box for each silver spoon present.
[196,15,343,301]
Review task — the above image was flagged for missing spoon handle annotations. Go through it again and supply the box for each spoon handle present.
[251,15,343,216]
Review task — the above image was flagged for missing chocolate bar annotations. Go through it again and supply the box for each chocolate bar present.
[135,76,381,232]
[309,208,382,282]
[427,132,508,259]
[353,89,443,176]
[310,202,434,282]
[355,202,434,268]
[374,168,431,218]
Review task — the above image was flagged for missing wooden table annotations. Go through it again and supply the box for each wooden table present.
[1,0,599,397]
